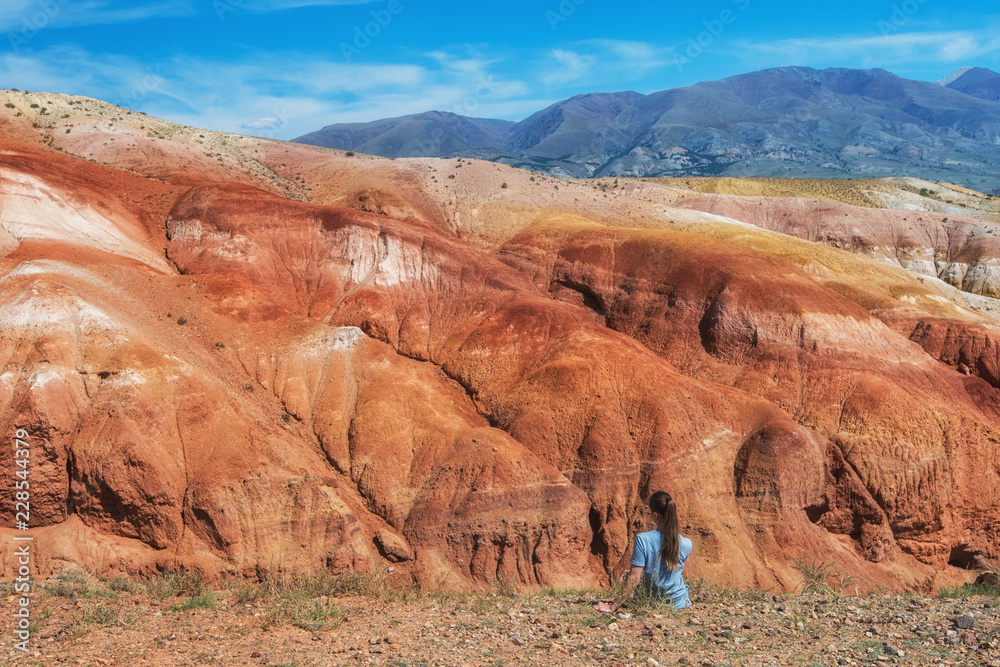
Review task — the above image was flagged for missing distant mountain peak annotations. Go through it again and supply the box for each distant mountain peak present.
[294,66,1000,193]
[937,66,973,86]
[942,66,1000,102]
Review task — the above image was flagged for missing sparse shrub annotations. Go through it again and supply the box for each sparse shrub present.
[345,151,355,157]
[233,581,267,604]
[4,102,14,109]
[66,604,141,637]
[793,558,836,594]
[501,182,507,189]
[144,569,207,600]
[43,570,95,598]
[176,316,187,325]
[29,103,39,109]
[448,174,455,179]
[263,597,342,632]
[281,412,292,422]
[100,576,137,593]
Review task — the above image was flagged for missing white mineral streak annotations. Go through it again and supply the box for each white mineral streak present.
[0,168,171,272]
[0,282,116,332]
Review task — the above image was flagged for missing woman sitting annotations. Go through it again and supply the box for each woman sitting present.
[594,491,693,612]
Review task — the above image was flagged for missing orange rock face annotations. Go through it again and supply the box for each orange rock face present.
[0,99,998,592]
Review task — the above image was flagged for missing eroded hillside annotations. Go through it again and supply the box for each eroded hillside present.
[0,91,997,593]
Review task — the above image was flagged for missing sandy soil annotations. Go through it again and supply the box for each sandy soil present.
[640,177,1000,223]
[4,573,999,667]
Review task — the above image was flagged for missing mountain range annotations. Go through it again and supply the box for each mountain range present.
[295,66,1000,193]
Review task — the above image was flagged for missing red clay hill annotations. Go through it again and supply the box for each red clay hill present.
[0,91,997,593]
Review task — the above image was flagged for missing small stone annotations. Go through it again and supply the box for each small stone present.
[741,621,755,629]
[250,651,261,658]
[511,636,524,646]
[956,614,975,629]
[330,642,346,654]
[838,659,848,666]
[884,644,902,656]
[975,571,1000,590]
[607,622,619,631]
[590,622,602,628]
[648,659,660,667]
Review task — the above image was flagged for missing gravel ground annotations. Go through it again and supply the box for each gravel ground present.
[4,574,999,667]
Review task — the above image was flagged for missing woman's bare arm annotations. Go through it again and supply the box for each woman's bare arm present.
[593,565,644,613]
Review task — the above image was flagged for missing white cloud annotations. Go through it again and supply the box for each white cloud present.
[0,1,192,33]
[538,40,682,90]
[238,0,378,9]
[239,116,285,130]
[541,49,595,86]
[586,39,679,71]
[736,31,1000,66]
[0,46,533,138]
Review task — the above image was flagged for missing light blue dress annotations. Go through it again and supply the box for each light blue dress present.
[630,530,693,609]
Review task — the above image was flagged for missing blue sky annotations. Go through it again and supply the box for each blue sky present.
[2,0,999,139]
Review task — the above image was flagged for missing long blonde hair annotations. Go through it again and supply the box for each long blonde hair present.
[649,491,680,571]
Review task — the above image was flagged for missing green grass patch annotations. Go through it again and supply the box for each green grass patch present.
[939,582,1000,598]
[170,591,217,612]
